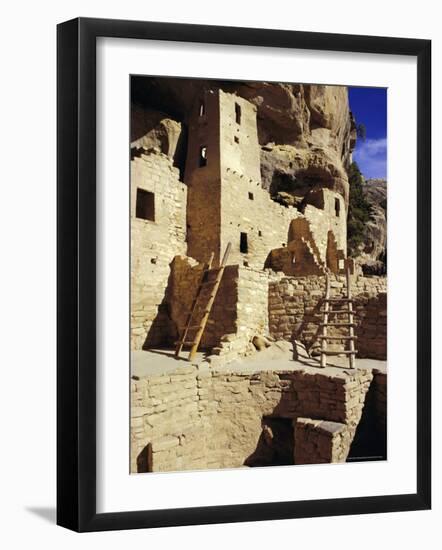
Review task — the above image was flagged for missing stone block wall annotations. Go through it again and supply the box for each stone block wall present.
[168,261,270,356]
[184,89,223,266]
[294,418,350,464]
[219,89,261,182]
[269,275,387,359]
[220,169,302,269]
[303,188,347,260]
[168,257,238,349]
[131,363,376,473]
[131,150,187,349]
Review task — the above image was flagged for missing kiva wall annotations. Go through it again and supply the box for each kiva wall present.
[131,363,376,473]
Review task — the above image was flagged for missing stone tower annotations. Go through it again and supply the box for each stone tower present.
[184,89,261,266]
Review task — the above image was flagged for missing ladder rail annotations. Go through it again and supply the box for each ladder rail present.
[320,271,331,367]
[346,266,356,369]
[319,266,357,369]
[175,252,214,358]
[188,243,231,362]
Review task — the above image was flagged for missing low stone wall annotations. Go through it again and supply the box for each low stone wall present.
[269,275,387,359]
[294,418,350,464]
[131,363,377,473]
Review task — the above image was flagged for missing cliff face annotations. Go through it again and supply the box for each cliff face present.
[131,78,356,204]
[257,84,355,204]
[356,179,387,274]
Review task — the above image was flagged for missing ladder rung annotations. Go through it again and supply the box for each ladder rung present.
[321,350,358,355]
[175,340,197,346]
[179,325,201,330]
[200,280,217,286]
[183,309,210,316]
[320,322,356,327]
[175,243,231,362]
[321,310,358,315]
[323,298,353,302]
[317,335,358,340]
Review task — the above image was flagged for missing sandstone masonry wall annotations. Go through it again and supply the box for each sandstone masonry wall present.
[131,363,375,473]
[168,261,270,355]
[294,417,351,464]
[168,258,238,349]
[269,275,387,359]
[220,169,301,269]
[303,188,347,260]
[131,150,187,349]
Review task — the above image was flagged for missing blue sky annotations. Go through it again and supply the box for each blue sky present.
[348,87,387,179]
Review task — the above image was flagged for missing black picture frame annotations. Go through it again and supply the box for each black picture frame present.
[57,17,431,532]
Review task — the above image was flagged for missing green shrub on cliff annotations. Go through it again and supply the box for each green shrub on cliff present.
[347,161,372,257]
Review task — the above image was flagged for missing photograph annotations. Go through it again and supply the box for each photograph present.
[130,77,388,473]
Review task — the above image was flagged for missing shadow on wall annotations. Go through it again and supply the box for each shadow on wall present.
[244,417,294,467]
[347,377,387,461]
[293,300,324,355]
[142,267,178,350]
[137,443,152,473]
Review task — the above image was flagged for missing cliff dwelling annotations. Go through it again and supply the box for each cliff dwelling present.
[130,78,387,474]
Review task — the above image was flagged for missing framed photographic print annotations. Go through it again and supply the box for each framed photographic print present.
[57,17,431,532]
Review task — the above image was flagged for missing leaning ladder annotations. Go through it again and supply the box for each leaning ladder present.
[175,243,231,362]
[319,267,357,369]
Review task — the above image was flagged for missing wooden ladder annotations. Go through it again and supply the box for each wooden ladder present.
[319,266,357,369]
[175,243,231,362]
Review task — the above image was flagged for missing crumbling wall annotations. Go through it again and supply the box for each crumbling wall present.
[269,275,387,359]
[303,188,347,260]
[220,169,301,269]
[131,363,375,473]
[131,150,187,349]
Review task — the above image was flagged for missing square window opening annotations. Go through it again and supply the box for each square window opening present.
[234,136,240,144]
[136,188,155,221]
[248,192,254,200]
[240,232,248,254]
